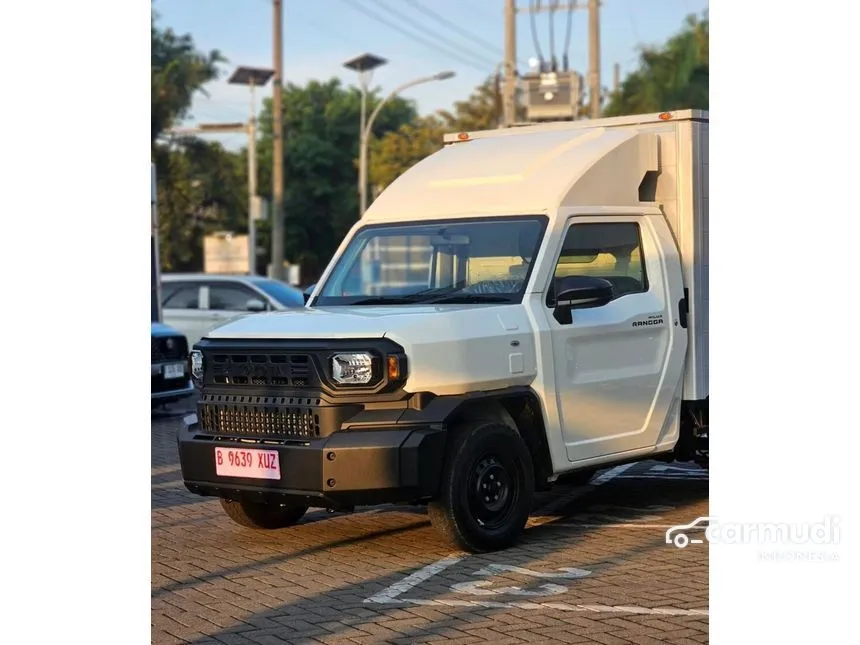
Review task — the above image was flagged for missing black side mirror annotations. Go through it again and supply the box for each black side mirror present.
[553,275,614,324]
[303,283,316,305]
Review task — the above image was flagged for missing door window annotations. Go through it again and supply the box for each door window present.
[162,285,201,310]
[207,284,263,311]
[547,222,648,306]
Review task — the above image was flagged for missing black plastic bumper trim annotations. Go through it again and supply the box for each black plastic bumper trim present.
[178,417,446,507]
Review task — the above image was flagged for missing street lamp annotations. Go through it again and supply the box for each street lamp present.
[228,66,274,275]
[357,70,456,217]
[343,53,388,217]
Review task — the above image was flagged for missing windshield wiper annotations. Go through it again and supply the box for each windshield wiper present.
[423,294,513,304]
[349,296,421,305]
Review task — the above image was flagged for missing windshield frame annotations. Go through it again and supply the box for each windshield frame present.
[311,214,549,307]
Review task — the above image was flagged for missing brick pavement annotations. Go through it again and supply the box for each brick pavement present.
[152,400,709,645]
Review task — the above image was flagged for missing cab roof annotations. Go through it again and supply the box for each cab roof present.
[363,110,705,224]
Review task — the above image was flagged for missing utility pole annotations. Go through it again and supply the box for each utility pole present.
[503,0,517,127]
[613,62,620,95]
[247,87,258,275]
[271,0,286,280]
[588,0,601,119]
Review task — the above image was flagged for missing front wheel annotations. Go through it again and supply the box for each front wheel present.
[428,422,534,553]
[219,498,308,529]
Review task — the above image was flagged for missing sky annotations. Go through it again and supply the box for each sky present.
[156,0,708,150]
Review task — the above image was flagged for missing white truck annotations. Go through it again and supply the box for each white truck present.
[178,109,709,553]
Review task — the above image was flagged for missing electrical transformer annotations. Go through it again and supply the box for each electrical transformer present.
[523,71,583,122]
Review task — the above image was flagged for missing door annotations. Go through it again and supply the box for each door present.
[161,282,209,348]
[543,215,687,462]
[203,282,269,336]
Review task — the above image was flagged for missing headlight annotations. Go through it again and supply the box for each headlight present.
[331,352,374,385]
[190,350,204,385]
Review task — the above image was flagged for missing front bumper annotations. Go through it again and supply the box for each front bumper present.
[152,380,195,401]
[177,414,447,508]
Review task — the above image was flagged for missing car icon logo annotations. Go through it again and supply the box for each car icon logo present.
[665,516,712,548]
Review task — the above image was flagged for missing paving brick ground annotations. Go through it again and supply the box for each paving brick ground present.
[152,399,709,645]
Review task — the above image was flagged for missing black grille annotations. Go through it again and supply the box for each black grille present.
[207,352,316,388]
[152,336,188,362]
[197,394,322,440]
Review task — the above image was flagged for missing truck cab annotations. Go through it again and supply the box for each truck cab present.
[178,110,709,553]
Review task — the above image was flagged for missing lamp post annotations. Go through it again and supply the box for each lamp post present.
[228,66,274,275]
[358,71,456,216]
[343,53,388,218]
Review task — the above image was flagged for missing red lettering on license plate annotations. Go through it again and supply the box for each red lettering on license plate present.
[214,447,281,480]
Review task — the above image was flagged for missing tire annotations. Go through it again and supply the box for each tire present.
[428,421,534,553]
[219,498,308,530]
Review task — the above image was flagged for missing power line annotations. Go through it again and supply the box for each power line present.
[338,0,490,73]
[548,1,556,70]
[368,0,498,69]
[403,0,503,61]
[528,0,545,69]
[562,1,575,71]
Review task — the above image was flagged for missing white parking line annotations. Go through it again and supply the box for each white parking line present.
[364,460,707,612]
[535,523,708,530]
[389,597,708,617]
[364,555,465,604]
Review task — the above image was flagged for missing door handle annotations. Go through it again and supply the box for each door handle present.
[677,289,689,329]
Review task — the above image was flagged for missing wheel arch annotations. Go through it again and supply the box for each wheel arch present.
[444,388,554,491]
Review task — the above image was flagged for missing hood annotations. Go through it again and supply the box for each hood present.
[206,304,511,340]
[205,304,537,397]
[151,321,183,337]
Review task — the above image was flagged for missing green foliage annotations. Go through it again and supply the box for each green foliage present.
[151,10,224,144]
[153,140,247,272]
[604,13,709,116]
[254,78,417,275]
[368,77,517,192]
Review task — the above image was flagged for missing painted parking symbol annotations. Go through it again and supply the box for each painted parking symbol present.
[452,563,592,597]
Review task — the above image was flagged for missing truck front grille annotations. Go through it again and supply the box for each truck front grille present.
[152,336,188,362]
[207,352,316,388]
[197,394,322,440]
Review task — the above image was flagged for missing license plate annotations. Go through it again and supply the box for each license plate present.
[215,447,281,480]
[162,362,185,379]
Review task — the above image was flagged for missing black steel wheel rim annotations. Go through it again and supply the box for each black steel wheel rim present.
[466,453,520,530]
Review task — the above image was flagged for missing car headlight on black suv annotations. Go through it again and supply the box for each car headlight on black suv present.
[189,349,204,386]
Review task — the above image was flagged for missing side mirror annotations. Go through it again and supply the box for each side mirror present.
[303,283,316,305]
[553,275,614,324]
[246,298,267,312]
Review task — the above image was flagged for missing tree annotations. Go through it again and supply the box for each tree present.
[604,13,708,117]
[368,116,446,192]
[153,140,247,272]
[368,76,516,192]
[151,10,224,144]
[254,78,416,278]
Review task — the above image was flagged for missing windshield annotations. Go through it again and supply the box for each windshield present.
[314,216,547,306]
[253,279,304,307]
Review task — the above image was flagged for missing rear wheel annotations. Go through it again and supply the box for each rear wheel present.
[428,421,534,553]
[219,498,308,529]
